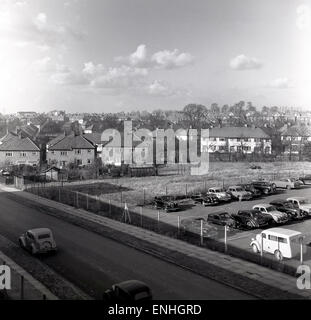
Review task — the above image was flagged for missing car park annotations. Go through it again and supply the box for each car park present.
[207,187,231,202]
[271,178,301,190]
[207,212,236,228]
[237,183,262,198]
[180,217,218,238]
[251,181,276,195]
[227,186,252,201]
[231,209,272,229]
[298,174,311,185]
[250,228,305,261]
[269,199,304,220]
[152,196,180,212]
[252,204,289,224]
[103,280,152,302]
[19,228,57,255]
[287,197,311,216]
[191,194,219,206]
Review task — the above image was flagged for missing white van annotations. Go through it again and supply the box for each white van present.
[250,228,305,261]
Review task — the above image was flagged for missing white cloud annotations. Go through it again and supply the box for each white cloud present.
[297,5,311,31]
[230,54,262,70]
[151,49,194,69]
[34,13,47,31]
[143,80,191,97]
[268,77,292,89]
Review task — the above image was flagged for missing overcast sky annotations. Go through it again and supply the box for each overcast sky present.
[0,0,310,114]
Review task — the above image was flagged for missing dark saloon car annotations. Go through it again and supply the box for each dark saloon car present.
[231,210,272,229]
[251,180,276,195]
[103,280,152,302]
[299,174,311,185]
[180,217,218,238]
[238,183,262,198]
[152,196,180,212]
[191,194,219,206]
[207,212,237,228]
[269,199,304,220]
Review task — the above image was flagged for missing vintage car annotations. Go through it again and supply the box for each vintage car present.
[103,280,152,302]
[207,187,232,202]
[237,183,262,198]
[271,178,301,190]
[252,204,289,224]
[152,196,180,212]
[251,181,276,195]
[19,228,57,255]
[191,194,219,206]
[298,174,311,185]
[206,212,237,228]
[269,199,304,220]
[250,228,305,261]
[227,186,252,201]
[180,217,218,238]
[287,197,311,216]
[231,209,272,229]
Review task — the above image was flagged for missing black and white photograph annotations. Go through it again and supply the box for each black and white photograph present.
[0,0,311,313]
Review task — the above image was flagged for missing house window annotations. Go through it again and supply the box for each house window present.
[87,149,92,153]
[51,151,55,155]
[243,138,249,142]
[75,149,81,155]
[5,152,13,157]
[109,149,113,157]
[87,159,92,164]
[219,138,226,141]
[61,151,68,156]
[20,152,27,157]
[237,138,241,142]
[76,159,82,165]
[32,152,37,156]
[230,146,235,152]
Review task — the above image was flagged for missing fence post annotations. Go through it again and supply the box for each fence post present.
[224,225,228,253]
[20,275,24,300]
[200,219,203,246]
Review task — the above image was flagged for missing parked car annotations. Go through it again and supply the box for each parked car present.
[232,209,272,229]
[207,187,231,202]
[250,228,305,261]
[271,178,301,190]
[191,194,219,206]
[287,197,311,216]
[152,196,180,212]
[251,181,276,195]
[227,186,252,201]
[269,199,304,220]
[207,212,236,228]
[237,183,262,198]
[298,174,311,185]
[180,217,218,238]
[103,280,152,302]
[252,204,289,224]
[19,228,57,255]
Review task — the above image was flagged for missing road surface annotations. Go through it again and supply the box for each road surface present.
[0,189,254,300]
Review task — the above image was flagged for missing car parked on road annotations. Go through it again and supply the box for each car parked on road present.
[250,228,305,261]
[227,186,252,201]
[207,187,232,202]
[287,197,311,216]
[180,217,218,238]
[237,183,262,198]
[298,174,311,185]
[19,228,57,255]
[252,204,289,224]
[269,199,304,220]
[231,209,272,229]
[152,196,180,212]
[103,280,153,302]
[251,181,276,195]
[207,212,237,228]
[191,194,219,206]
[271,178,301,190]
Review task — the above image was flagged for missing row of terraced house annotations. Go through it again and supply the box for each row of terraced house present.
[0,125,310,168]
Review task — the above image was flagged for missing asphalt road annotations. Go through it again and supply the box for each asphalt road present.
[0,190,254,300]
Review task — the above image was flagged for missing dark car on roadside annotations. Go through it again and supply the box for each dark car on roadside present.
[152,196,180,212]
[238,183,262,198]
[103,280,152,302]
[251,181,276,195]
[180,217,218,238]
[191,194,220,206]
[269,199,304,220]
[231,209,272,229]
[207,212,237,228]
[299,174,311,185]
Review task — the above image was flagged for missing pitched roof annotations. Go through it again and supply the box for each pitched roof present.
[49,134,95,150]
[48,133,66,147]
[209,127,270,139]
[282,125,311,137]
[0,135,40,151]
[83,133,102,145]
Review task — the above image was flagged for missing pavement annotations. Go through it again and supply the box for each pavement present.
[0,184,310,299]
